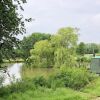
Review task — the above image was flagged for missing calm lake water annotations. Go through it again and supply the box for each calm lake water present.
[0,63,23,86]
[0,63,54,86]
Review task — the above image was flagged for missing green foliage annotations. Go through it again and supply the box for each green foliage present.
[20,33,51,60]
[0,0,26,62]
[0,79,36,97]
[29,27,78,68]
[77,56,91,67]
[85,43,100,54]
[0,69,95,100]
[0,67,96,100]
[48,67,94,90]
[52,27,78,67]
[26,67,94,90]
[0,87,91,100]
[29,40,54,67]
[54,47,76,67]
[77,42,86,55]
[77,43,100,55]
[33,76,47,87]
[82,78,100,97]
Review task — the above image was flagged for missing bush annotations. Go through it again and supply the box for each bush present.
[33,76,47,87]
[0,79,36,97]
[47,67,94,90]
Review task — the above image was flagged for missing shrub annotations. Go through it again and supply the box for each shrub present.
[47,74,65,89]
[47,67,94,90]
[0,79,36,97]
[33,76,47,87]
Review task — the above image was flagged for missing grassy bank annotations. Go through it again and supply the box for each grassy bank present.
[0,78,93,100]
[82,77,100,97]
[0,87,92,100]
[0,64,99,100]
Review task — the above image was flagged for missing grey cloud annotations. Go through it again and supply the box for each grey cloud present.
[18,0,100,43]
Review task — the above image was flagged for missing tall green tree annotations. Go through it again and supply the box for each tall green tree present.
[29,40,54,68]
[0,0,27,63]
[76,42,86,55]
[29,27,78,68]
[51,27,78,49]
[20,33,51,60]
[51,27,78,67]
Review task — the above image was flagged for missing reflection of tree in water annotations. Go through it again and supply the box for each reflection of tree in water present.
[0,66,9,76]
[0,63,22,85]
[0,74,4,87]
[0,66,12,86]
[3,67,16,84]
[3,66,10,78]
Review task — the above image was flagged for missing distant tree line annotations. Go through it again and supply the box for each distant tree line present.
[76,42,100,55]
[75,42,100,67]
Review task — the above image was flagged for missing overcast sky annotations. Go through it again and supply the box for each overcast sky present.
[19,0,100,43]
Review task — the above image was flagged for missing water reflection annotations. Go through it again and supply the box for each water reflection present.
[0,63,23,86]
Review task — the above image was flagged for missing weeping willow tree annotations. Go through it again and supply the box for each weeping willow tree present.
[51,27,78,67]
[29,27,78,68]
[0,0,30,64]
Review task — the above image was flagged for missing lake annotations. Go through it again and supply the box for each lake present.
[0,63,55,86]
[0,63,23,86]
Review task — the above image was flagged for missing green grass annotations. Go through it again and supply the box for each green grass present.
[82,77,100,97]
[1,64,100,100]
[0,88,92,100]
[22,67,57,79]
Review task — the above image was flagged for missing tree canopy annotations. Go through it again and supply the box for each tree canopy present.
[76,42,86,56]
[29,40,53,67]
[0,0,26,63]
[76,43,100,55]
[29,27,78,68]
[52,27,78,67]
[19,33,51,60]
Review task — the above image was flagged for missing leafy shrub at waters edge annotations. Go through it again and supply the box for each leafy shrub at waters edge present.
[0,79,36,97]
[47,67,95,90]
